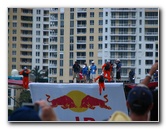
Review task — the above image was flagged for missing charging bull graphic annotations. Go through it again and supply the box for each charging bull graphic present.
[80,94,111,110]
[46,94,77,109]
[45,91,112,112]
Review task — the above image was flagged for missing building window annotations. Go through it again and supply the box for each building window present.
[70,21,74,27]
[89,52,94,57]
[139,69,141,75]
[13,22,17,27]
[90,28,94,33]
[60,69,63,76]
[13,8,17,13]
[105,36,107,40]
[36,17,41,21]
[139,60,141,65]
[12,51,16,55]
[89,44,94,49]
[70,8,74,12]
[146,44,153,49]
[12,65,16,69]
[70,29,74,35]
[12,58,16,62]
[36,45,40,49]
[139,36,142,41]
[105,20,108,24]
[105,28,108,32]
[90,36,94,41]
[105,12,108,16]
[12,30,17,34]
[36,52,40,56]
[70,44,74,50]
[13,15,17,20]
[105,44,107,48]
[98,60,102,65]
[70,36,74,43]
[98,28,103,33]
[139,28,142,33]
[12,44,16,48]
[139,44,141,49]
[60,37,64,43]
[36,24,40,28]
[36,38,40,42]
[145,60,153,65]
[36,10,41,14]
[69,60,73,67]
[90,12,94,17]
[146,52,153,57]
[70,13,74,19]
[60,21,64,27]
[99,20,103,25]
[60,14,64,20]
[140,12,142,17]
[99,12,103,17]
[98,36,103,41]
[60,44,64,51]
[69,52,73,58]
[90,20,94,25]
[60,29,64,35]
[36,31,40,35]
[98,44,102,49]
[12,37,17,41]
[139,20,142,25]
[60,60,63,66]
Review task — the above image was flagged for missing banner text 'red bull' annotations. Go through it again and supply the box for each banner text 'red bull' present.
[29,83,128,121]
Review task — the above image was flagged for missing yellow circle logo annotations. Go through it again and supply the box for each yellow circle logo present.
[67,90,87,112]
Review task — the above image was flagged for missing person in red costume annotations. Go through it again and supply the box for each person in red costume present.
[102,60,113,82]
[94,73,109,95]
[19,67,30,89]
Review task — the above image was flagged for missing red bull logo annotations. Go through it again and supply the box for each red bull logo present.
[46,90,112,113]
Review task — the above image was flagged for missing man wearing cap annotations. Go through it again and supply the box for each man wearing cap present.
[19,67,30,89]
[126,62,158,121]
[89,61,97,83]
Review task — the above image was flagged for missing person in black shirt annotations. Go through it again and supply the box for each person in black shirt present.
[72,61,81,82]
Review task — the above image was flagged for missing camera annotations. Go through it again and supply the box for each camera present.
[22,103,39,112]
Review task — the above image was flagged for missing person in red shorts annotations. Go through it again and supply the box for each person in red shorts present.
[94,73,109,95]
[102,60,113,82]
[19,67,30,89]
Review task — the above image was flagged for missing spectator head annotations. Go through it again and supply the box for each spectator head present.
[108,111,131,121]
[127,85,153,115]
[8,106,41,121]
[24,67,27,70]
[75,61,78,64]
[116,59,120,62]
[91,61,94,64]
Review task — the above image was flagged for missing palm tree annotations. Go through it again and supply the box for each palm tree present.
[31,66,44,82]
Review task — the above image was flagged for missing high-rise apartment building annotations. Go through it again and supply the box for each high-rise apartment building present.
[8,8,159,84]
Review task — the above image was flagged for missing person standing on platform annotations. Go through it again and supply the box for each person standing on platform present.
[102,60,113,82]
[72,61,81,83]
[82,63,89,83]
[115,59,122,82]
[89,61,97,83]
[19,67,30,89]
[129,69,135,83]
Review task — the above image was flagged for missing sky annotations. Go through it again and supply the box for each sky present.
[1,0,164,128]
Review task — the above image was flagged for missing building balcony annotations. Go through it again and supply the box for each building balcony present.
[145,16,158,19]
[77,40,86,44]
[77,8,87,12]
[20,48,32,51]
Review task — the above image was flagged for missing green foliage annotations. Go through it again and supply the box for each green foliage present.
[31,66,44,82]
[18,90,32,106]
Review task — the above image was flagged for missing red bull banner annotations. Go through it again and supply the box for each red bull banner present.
[29,83,128,121]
